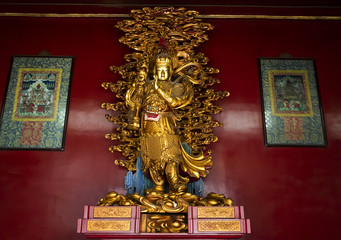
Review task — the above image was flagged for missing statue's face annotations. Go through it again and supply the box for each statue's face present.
[138,70,147,82]
[155,57,172,81]
[156,65,170,81]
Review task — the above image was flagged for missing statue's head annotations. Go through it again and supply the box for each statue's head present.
[137,68,147,83]
[154,52,173,81]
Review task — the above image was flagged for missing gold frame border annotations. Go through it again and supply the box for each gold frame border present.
[0,12,340,21]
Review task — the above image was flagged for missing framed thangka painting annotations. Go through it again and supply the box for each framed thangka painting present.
[258,58,327,147]
[0,56,74,150]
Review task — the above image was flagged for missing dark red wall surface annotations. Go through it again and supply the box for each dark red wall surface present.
[0,11,341,240]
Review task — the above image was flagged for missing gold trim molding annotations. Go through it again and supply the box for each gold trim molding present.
[199,14,341,20]
[0,12,340,21]
[0,13,130,18]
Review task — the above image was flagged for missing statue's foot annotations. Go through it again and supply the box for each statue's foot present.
[145,185,165,195]
[169,184,187,194]
[154,185,165,193]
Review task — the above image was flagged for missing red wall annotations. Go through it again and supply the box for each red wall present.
[0,12,341,240]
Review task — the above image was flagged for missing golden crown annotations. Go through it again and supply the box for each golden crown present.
[156,56,172,67]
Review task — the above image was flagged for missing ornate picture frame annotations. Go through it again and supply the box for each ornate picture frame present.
[258,58,327,147]
[0,56,74,150]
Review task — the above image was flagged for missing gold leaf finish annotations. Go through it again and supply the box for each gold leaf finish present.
[102,6,229,195]
[94,206,132,218]
[98,7,233,211]
[197,207,235,218]
[98,191,233,213]
[141,214,187,233]
[198,220,241,232]
[87,220,131,232]
[2,13,341,21]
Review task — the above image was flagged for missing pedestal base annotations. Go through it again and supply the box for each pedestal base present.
[77,205,251,239]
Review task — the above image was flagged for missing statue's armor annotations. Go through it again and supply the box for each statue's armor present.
[125,57,213,193]
[140,80,189,192]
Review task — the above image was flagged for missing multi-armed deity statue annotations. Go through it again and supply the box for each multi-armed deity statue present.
[99,7,231,213]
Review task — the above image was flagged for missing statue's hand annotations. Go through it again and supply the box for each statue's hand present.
[154,77,159,90]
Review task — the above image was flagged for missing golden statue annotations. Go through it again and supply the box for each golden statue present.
[126,49,214,194]
[99,7,231,214]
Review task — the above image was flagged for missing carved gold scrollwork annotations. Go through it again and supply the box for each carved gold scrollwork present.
[98,191,233,213]
[143,214,187,233]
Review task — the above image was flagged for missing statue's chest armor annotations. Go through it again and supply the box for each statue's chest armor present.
[143,82,172,112]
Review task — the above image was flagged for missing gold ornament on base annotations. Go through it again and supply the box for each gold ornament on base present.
[100,7,231,215]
